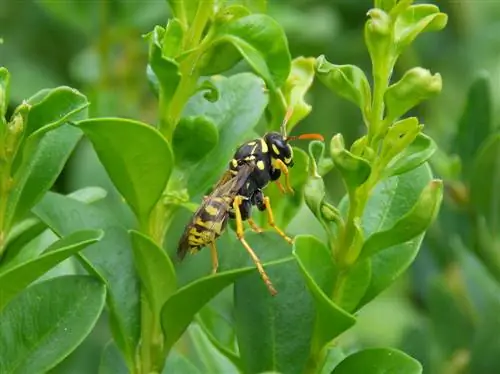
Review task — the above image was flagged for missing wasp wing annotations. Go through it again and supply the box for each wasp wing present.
[177,162,255,260]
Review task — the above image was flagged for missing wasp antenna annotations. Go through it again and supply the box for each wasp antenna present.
[287,133,325,142]
[280,107,294,137]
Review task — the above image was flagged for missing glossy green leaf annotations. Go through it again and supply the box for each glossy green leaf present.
[173,115,219,165]
[130,230,176,318]
[384,67,442,123]
[470,134,500,232]
[281,56,316,130]
[316,55,371,119]
[145,25,181,104]
[454,73,492,177]
[0,275,106,374]
[293,236,356,353]
[33,192,140,368]
[0,229,102,310]
[6,125,82,227]
[360,180,442,259]
[383,133,437,177]
[0,67,9,126]
[25,86,89,139]
[332,348,422,374]
[235,257,315,374]
[211,14,291,89]
[182,73,268,196]
[99,341,129,374]
[394,4,448,52]
[161,267,255,353]
[331,134,371,191]
[354,163,433,306]
[76,118,173,223]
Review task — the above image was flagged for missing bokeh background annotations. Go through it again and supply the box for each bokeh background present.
[1,1,499,373]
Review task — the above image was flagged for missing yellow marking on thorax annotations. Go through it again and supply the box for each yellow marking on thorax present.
[272,144,280,155]
[247,141,256,146]
[257,160,265,170]
[205,205,219,216]
[260,138,268,153]
[231,159,238,168]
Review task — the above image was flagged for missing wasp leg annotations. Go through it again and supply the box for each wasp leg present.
[274,159,294,194]
[233,195,277,296]
[263,196,293,244]
[247,218,263,233]
[209,241,218,274]
[274,180,286,194]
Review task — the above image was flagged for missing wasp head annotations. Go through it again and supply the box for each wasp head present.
[264,132,295,167]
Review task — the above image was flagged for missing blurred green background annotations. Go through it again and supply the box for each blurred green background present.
[1,1,499,373]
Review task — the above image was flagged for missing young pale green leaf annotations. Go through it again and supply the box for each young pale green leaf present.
[360,180,442,259]
[211,14,291,89]
[25,86,89,139]
[332,348,422,374]
[383,133,437,178]
[33,192,140,368]
[161,267,255,353]
[167,0,199,26]
[394,4,448,52]
[182,73,268,196]
[234,257,315,374]
[384,67,442,123]
[197,79,220,102]
[130,230,176,318]
[6,125,82,227]
[331,134,371,191]
[375,0,396,12]
[293,236,356,353]
[364,8,392,72]
[334,258,371,312]
[163,18,184,58]
[99,341,129,374]
[163,349,203,374]
[281,57,316,130]
[454,72,492,178]
[316,55,371,120]
[76,118,173,223]
[353,163,433,306]
[470,134,500,232]
[145,26,181,104]
[173,115,219,165]
[381,117,421,162]
[0,229,102,310]
[0,275,106,374]
[0,67,9,126]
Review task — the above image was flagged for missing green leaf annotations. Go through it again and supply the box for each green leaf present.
[470,134,500,232]
[281,56,316,130]
[6,125,82,227]
[394,4,448,53]
[167,0,199,26]
[316,55,371,120]
[355,163,433,306]
[25,86,89,139]
[161,267,255,353]
[163,349,203,374]
[384,67,442,123]
[0,275,106,374]
[33,192,140,369]
[383,133,437,177]
[332,348,422,374]
[182,73,268,196]
[210,14,291,89]
[145,26,181,104]
[0,67,9,126]
[364,8,392,72]
[0,229,102,310]
[331,134,371,191]
[163,18,184,59]
[234,257,315,374]
[130,230,176,318]
[360,180,442,259]
[173,115,219,165]
[99,341,129,374]
[76,118,173,223]
[375,0,396,12]
[455,73,493,178]
[293,236,356,354]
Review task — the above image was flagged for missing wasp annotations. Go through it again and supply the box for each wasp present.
[177,110,324,295]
